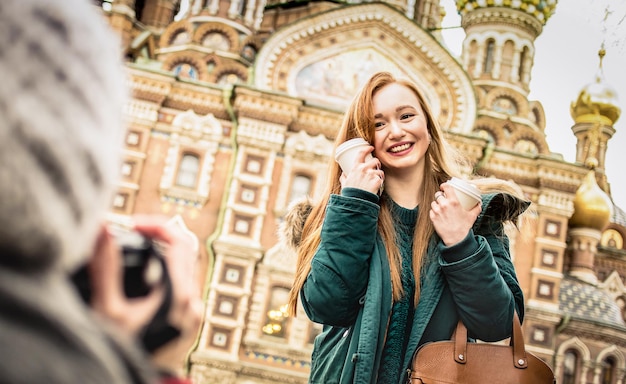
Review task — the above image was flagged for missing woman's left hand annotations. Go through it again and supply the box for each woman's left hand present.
[429,182,481,246]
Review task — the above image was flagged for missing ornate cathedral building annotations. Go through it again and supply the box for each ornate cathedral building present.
[96,0,625,382]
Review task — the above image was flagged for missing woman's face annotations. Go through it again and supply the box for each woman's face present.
[372,82,430,176]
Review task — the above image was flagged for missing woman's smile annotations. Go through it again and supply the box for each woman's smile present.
[388,142,413,154]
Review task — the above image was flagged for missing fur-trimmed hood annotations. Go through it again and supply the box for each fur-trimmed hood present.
[279,197,314,251]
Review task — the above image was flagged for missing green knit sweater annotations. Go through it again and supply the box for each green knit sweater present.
[377,199,418,383]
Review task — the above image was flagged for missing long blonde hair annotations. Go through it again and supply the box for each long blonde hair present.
[287,72,469,316]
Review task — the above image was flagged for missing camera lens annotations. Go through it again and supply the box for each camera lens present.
[118,232,164,298]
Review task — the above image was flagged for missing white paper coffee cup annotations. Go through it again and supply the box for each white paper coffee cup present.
[334,138,373,173]
[448,177,481,210]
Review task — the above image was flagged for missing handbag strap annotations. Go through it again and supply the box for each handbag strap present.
[453,312,528,369]
[453,319,467,364]
[511,312,528,368]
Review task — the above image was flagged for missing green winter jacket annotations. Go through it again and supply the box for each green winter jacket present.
[300,189,527,384]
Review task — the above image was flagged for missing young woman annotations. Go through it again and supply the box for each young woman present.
[286,72,529,384]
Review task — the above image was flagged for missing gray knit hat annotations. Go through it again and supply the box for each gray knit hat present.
[0,0,127,272]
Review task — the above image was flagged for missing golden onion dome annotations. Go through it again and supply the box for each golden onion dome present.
[569,170,614,230]
[456,0,557,24]
[570,49,621,126]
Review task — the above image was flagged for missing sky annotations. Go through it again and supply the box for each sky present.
[441,0,626,210]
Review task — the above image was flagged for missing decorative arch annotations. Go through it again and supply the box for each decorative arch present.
[484,88,529,118]
[601,228,625,250]
[599,270,626,300]
[273,130,333,213]
[492,95,519,116]
[462,31,536,85]
[509,129,549,155]
[463,31,535,59]
[202,53,223,78]
[528,100,546,131]
[483,38,496,74]
[162,52,209,81]
[466,39,480,76]
[473,120,506,145]
[500,39,516,81]
[159,20,194,47]
[240,35,262,63]
[595,346,624,384]
[204,53,223,64]
[284,130,334,158]
[171,109,223,140]
[597,345,625,369]
[240,35,262,51]
[211,61,249,84]
[193,23,240,53]
[254,3,476,134]
[555,337,592,383]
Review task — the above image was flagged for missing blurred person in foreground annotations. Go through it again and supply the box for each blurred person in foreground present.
[0,0,202,383]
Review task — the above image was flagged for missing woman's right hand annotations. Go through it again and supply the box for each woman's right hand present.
[339,146,384,195]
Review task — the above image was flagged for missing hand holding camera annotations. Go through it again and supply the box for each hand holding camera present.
[78,217,203,372]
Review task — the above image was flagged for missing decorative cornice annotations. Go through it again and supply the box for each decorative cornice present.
[127,69,173,104]
[237,117,287,150]
[557,319,626,346]
[461,7,545,38]
[233,86,301,126]
[164,83,226,117]
[290,105,343,139]
[284,130,334,158]
[472,145,587,194]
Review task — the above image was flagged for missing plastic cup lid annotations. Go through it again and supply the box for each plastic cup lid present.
[335,138,370,159]
[449,177,481,200]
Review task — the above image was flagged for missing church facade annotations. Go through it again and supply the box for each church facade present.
[97,0,626,382]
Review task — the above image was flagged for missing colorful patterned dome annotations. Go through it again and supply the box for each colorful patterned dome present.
[456,0,557,24]
[560,278,625,327]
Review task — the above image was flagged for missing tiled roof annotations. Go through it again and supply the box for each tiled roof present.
[559,278,625,327]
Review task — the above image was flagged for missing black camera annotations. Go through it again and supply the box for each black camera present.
[70,231,165,301]
[118,231,165,298]
[70,230,179,353]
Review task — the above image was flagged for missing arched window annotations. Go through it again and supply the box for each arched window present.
[217,73,241,85]
[262,286,290,338]
[513,139,538,155]
[601,356,616,384]
[202,32,230,51]
[483,39,495,74]
[518,46,528,80]
[135,0,146,22]
[174,63,197,79]
[562,350,579,384]
[289,174,312,203]
[238,0,248,17]
[176,153,199,188]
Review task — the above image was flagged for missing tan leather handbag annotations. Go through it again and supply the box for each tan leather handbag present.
[407,313,555,383]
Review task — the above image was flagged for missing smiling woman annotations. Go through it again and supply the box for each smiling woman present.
[285,71,531,384]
